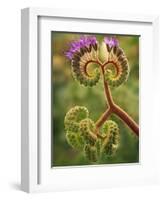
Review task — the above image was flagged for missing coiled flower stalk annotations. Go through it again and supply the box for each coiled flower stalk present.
[65,36,101,87]
[64,106,89,151]
[65,36,130,88]
[103,37,130,87]
[64,106,120,162]
[101,120,120,157]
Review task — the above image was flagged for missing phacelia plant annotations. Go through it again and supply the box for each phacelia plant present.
[64,35,139,163]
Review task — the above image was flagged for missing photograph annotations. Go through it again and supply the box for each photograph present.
[51,32,139,167]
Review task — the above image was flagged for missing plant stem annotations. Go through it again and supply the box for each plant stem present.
[103,81,115,107]
[112,105,139,136]
[95,63,139,137]
[95,108,112,128]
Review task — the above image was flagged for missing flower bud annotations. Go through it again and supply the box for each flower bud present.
[101,120,120,157]
[84,144,97,162]
[66,131,85,151]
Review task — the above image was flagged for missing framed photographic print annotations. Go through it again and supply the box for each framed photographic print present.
[21,8,159,193]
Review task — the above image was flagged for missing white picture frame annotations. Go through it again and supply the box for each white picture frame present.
[21,7,159,193]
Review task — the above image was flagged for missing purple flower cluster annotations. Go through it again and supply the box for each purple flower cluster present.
[104,36,119,48]
[65,36,97,59]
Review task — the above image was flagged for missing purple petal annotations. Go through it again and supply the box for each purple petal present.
[104,37,118,48]
[64,35,98,60]
[79,36,88,47]
[87,36,97,46]
[70,41,80,52]
[64,51,73,59]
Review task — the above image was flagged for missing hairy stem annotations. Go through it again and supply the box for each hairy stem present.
[112,105,139,136]
[95,62,139,137]
[101,65,115,107]
[103,81,115,107]
[95,108,112,128]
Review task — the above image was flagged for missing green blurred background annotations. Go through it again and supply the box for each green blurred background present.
[51,32,139,167]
